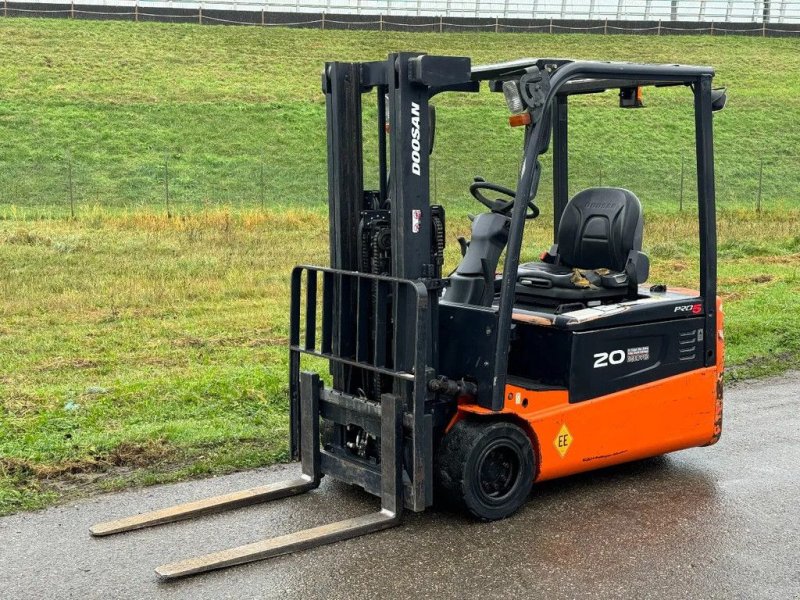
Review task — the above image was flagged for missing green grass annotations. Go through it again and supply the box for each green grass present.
[0,18,799,515]
[0,210,328,514]
[1,208,798,516]
[0,19,799,215]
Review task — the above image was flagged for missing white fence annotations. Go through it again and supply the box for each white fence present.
[20,0,800,23]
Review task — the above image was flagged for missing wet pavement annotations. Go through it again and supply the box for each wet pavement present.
[1,372,798,599]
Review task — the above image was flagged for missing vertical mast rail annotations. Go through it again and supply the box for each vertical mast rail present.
[694,75,718,366]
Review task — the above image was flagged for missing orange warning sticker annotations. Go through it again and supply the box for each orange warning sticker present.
[554,424,572,458]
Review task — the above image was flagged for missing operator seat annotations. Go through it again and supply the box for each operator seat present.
[516,187,649,304]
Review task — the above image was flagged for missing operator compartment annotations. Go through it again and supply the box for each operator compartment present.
[507,287,709,403]
[501,184,707,403]
[515,187,649,307]
[440,177,710,407]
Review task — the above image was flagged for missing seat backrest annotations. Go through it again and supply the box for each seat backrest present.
[557,187,643,272]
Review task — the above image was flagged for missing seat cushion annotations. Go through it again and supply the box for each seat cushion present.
[515,262,631,304]
[517,262,629,291]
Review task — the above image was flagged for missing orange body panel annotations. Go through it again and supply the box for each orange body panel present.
[452,298,725,483]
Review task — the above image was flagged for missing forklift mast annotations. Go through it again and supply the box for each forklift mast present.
[289,54,483,512]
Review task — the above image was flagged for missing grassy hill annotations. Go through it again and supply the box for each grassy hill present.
[0,18,798,515]
[0,19,799,214]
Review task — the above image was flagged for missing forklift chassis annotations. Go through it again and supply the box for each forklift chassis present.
[91,54,725,579]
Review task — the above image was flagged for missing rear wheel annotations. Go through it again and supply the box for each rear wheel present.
[435,419,535,521]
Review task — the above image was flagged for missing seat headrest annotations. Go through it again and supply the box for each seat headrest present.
[557,187,643,272]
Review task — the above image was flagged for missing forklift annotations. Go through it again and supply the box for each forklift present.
[91,54,727,578]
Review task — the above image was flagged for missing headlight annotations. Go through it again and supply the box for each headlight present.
[502,81,524,114]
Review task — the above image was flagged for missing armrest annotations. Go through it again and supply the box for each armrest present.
[625,250,650,287]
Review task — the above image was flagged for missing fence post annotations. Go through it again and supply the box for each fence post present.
[198,5,202,24]
[379,14,383,31]
[3,0,7,18]
[134,1,138,22]
[604,18,608,34]
[549,18,553,33]
[261,9,265,25]
[164,155,171,218]
[67,152,75,219]
[321,11,325,30]
[757,158,763,213]
[440,15,443,32]
[657,19,661,35]
[70,0,74,19]
[710,20,714,35]
[495,16,499,33]
[679,153,685,212]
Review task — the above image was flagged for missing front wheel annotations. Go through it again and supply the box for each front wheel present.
[435,419,535,521]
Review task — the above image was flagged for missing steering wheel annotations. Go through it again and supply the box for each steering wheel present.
[469,178,539,220]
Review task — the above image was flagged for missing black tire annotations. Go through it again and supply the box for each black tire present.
[435,419,535,521]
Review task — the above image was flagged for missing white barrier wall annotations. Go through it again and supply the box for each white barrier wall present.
[19,0,800,24]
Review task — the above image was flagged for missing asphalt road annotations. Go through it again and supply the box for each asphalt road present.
[1,372,798,600]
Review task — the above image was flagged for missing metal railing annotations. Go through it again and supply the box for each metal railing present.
[6,0,800,25]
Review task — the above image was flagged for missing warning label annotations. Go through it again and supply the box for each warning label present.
[554,424,573,458]
[626,346,650,363]
[411,209,422,233]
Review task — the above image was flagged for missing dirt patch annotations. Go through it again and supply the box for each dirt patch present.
[36,357,100,372]
[1,457,101,479]
[246,336,288,347]
[214,334,288,347]
[141,356,185,367]
[3,229,51,246]
[664,260,690,272]
[3,390,44,416]
[0,440,176,481]
[726,351,799,380]
[106,440,175,468]
[749,274,773,284]
[1,439,284,504]
[720,276,757,286]
[172,334,287,349]
[761,253,800,265]
[172,336,206,348]
[719,291,744,302]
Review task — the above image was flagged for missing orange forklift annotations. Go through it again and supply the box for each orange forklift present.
[91,54,727,578]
